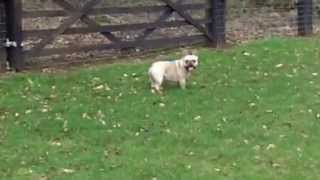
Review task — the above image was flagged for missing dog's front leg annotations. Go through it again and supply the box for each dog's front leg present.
[179,79,186,89]
[152,84,163,94]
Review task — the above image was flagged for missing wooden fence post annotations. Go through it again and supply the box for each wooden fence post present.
[297,0,313,36]
[207,0,226,47]
[0,0,6,71]
[5,0,24,71]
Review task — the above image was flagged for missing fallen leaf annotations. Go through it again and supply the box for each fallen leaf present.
[266,144,276,150]
[61,168,75,174]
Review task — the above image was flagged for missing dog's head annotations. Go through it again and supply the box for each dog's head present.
[182,54,199,72]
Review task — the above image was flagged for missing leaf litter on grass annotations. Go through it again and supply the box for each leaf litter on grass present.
[1,38,320,179]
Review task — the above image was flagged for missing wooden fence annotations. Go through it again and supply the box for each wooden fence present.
[0,0,315,71]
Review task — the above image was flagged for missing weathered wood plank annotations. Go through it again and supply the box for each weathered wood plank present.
[5,0,24,71]
[23,18,210,38]
[0,24,5,29]
[160,0,214,41]
[207,0,226,47]
[136,0,184,41]
[0,1,6,70]
[297,0,313,35]
[22,3,207,18]
[29,0,102,57]
[53,0,120,42]
[24,35,207,57]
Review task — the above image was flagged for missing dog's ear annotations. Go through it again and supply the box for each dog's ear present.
[181,49,189,56]
[190,49,198,55]
[182,49,194,56]
[183,49,198,56]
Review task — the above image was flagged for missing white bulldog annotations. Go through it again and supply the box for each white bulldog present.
[148,53,199,93]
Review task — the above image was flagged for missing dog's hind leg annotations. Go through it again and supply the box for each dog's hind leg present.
[153,79,163,94]
[150,82,158,94]
[149,76,162,94]
[148,68,164,94]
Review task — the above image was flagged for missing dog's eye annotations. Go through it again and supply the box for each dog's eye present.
[192,60,196,63]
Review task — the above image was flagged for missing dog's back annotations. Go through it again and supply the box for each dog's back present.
[149,61,181,81]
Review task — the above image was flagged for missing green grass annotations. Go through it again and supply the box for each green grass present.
[1,37,320,180]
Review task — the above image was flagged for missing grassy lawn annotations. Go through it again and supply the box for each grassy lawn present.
[1,38,320,180]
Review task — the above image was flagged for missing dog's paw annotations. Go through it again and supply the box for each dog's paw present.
[151,89,163,95]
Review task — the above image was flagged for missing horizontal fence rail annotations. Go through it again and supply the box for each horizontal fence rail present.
[24,35,207,58]
[23,19,211,38]
[22,3,208,18]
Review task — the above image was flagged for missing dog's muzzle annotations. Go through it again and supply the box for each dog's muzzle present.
[185,64,197,72]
